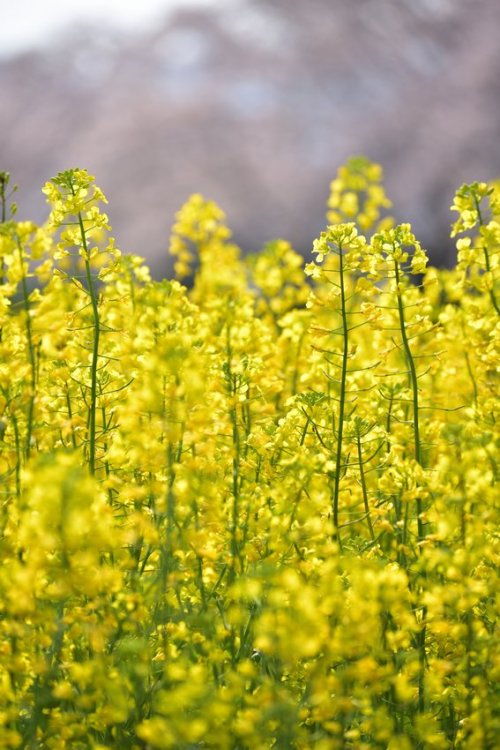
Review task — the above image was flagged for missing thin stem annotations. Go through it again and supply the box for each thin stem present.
[11,412,21,500]
[394,258,427,719]
[65,385,78,450]
[473,193,500,315]
[0,172,8,341]
[356,433,375,541]
[332,243,348,536]
[16,237,36,459]
[0,173,7,288]
[394,261,423,537]
[225,325,242,579]
[482,242,500,315]
[71,186,100,475]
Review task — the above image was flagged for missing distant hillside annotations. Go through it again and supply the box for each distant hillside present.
[1,0,499,272]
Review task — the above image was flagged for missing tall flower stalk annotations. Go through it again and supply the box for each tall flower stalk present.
[15,233,37,459]
[306,223,368,538]
[371,223,431,718]
[75,195,100,475]
[43,169,112,474]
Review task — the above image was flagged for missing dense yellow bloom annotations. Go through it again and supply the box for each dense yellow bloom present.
[327,155,393,231]
[0,159,497,748]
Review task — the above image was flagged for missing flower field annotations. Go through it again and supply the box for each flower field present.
[0,158,498,748]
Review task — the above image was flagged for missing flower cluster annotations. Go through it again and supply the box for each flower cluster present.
[0,162,497,749]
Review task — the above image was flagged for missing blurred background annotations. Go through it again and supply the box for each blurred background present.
[1,0,499,275]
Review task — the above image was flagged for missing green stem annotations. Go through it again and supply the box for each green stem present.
[0,173,7,341]
[385,392,393,455]
[65,385,78,449]
[16,237,36,459]
[332,242,348,536]
[394,258,427,718]
[473,193,500,315]
[483,242,500,315]
[11,412,21,500]
[356,433,375,541]
[75,207,100,475]
[0,173,7,287]
[394,261,423,539]
[225,325,242,579]
[291,330,305,397]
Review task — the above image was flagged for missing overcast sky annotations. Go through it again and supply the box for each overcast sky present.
[1,0,218,56]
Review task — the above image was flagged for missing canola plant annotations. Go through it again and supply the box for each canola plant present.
[0,158,497,749]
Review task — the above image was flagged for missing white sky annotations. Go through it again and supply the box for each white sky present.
[0,0,218,56]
